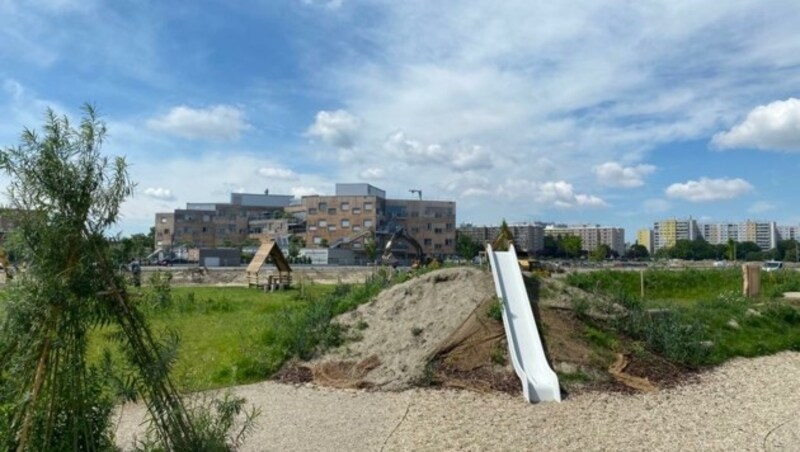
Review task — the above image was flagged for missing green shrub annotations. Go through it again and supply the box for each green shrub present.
[487,298,503,322]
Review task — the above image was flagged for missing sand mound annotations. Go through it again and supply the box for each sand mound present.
[313,267,495,390]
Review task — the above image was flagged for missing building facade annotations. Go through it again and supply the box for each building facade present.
[301,183,456,259]
[543,224,626,256]
[653,218,782,251]
[636,229,654,254]
[653,217,699,251]
[457,223,545,256]
[154,192,293,250]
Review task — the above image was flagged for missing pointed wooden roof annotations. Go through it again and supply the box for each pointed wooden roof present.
[246,240,291,274]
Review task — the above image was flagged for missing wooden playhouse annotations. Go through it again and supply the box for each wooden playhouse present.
[245,240,292,290]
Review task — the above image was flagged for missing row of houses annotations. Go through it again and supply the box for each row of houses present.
[637,217,800,253]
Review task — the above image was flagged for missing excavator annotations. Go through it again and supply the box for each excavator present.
[381,227,427,268]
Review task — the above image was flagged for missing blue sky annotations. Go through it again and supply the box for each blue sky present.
[2,0,800,240]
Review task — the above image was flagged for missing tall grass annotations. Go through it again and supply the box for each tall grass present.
[567,269,800,367]
[234,268,395,380]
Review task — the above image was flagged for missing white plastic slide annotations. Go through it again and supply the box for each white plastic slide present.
[487,244,561,403]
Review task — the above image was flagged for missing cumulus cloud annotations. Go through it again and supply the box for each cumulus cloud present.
[359,167,385,179]
[498,179,608,208]
[290,186,320,198]
[306,109,361,148]
[713,98,800,152]
[665,177,753,202]
[258,167,298,180]
[382,130,491,172]
[594,162,656,188]
[147,105,249,141]
[142,187,174,201]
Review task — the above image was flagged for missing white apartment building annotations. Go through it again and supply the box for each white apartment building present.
[543,224,625,256]
[653,218,780,251]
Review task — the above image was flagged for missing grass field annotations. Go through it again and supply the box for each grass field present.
[565,268,800,366]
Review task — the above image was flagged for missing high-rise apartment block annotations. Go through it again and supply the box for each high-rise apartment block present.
[636,229,654,254]
[543,224,626,256]
[652,217,784,251]
[457,223,545,256]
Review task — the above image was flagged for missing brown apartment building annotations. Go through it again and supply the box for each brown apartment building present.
[301,183,456,259]
[154,192,293,250]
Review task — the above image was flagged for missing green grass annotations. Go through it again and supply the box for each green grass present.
[566,268,800,305]
[88,285,338,392]
[565,269,800,367]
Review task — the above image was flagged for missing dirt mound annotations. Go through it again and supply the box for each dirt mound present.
[312,267,495,390]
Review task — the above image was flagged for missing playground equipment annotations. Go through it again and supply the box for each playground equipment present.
[246,240,292,291]
[487,244,561,403]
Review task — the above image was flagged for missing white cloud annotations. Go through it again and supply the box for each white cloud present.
[290,186,320,198]
[498,179,608,208]
[594,162,656,188]
[713,98,800,152]
[747,201,776,214]
[382,130,492,172]
[300,0,342,10]
[665,177,753,202]
[147,105,249,141]
[141,187,174,201]
[306,109,361,149]
[258,167,298,180]
[359,167,385,180]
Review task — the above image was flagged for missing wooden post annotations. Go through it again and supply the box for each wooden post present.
[742,264,760,298]
[640,269,645,300]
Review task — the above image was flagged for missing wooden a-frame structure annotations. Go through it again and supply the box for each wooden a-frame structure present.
[246,240,292,289]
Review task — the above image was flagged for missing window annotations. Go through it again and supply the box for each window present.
[434,228,443,234]
[160,217,168,223]
[424,238,432,246]
[427,223,432,231]
[445,239,453,246]
[164,229,170,234]
[411,227,420,234]
[203,214,211,222]
[341,219,350,228]
[318,202,328,211]
[364,202,373,211]
[309,226,317,231]
[364,220,373,228]
[328,208,336,215]
[353,226,362,232]
[352,207,361,214]
[434,244,442,250]
[309,208,318,215]
[313,237,322,244]
[319,220,328,227]
[446,223,453,230]
[328,225,337,232]
[202,227,208,233]
[341,202,350,211]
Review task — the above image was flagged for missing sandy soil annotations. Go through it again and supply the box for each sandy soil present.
[116,351,800,451]
[312,267,496,390]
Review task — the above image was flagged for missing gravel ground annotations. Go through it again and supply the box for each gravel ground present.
[116,351,800,451]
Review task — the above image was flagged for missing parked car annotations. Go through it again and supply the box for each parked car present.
[762,260,784,272]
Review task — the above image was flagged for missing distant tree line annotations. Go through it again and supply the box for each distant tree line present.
[654,238,800,261]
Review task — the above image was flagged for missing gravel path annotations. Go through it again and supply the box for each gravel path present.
[116,352,800,451]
